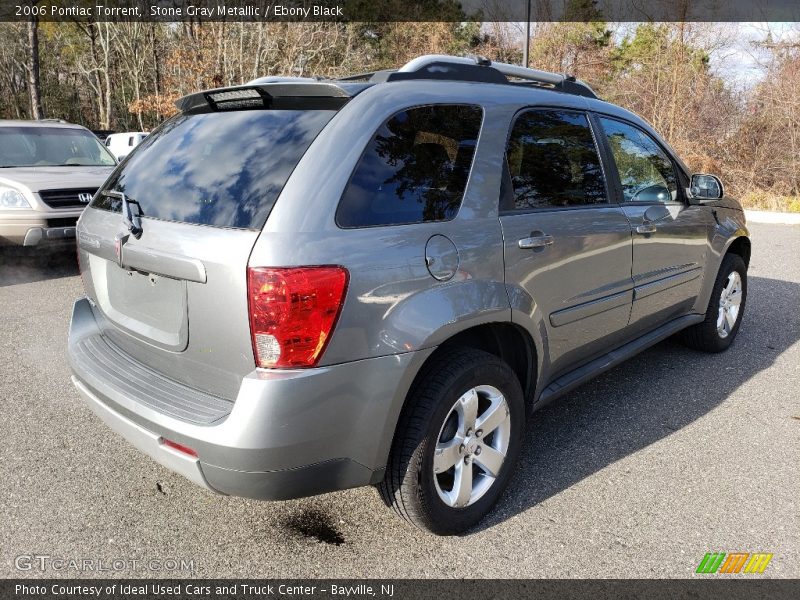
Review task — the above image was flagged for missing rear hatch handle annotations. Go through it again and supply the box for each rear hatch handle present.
[121,244,207,283]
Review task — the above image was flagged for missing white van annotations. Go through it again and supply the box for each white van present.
[105,131,148,160]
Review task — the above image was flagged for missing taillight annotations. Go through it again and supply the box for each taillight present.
[247,266,349,369]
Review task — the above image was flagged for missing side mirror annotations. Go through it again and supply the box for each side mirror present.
[689,173,724,201]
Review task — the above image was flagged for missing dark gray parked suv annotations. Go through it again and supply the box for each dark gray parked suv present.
[68,55,750,534]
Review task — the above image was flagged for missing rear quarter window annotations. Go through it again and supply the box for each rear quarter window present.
[336,104,483,228]
[93,109,336,229]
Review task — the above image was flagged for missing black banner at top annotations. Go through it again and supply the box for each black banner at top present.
[1,0,800,23]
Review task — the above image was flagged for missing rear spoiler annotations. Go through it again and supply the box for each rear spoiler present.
[175,82,370,113]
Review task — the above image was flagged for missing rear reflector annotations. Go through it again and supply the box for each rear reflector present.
[161,438,198,458]
[247,266,348,369]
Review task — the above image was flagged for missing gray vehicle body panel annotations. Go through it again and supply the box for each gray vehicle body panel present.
[68,77,749,500]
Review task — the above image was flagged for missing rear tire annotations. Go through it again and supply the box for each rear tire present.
[378,347,525,535]
[680,253,747,352]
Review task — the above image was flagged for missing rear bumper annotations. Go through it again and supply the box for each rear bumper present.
[68,297,430,500]
[75,377,215,492]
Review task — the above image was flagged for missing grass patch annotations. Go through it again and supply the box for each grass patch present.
[739,191,800,213]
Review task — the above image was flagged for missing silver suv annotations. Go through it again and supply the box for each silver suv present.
[0,120,116,247]
[68,55,750,535]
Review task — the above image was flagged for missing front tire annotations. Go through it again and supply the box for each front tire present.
[378,347,525,535]
[681,253,747,352]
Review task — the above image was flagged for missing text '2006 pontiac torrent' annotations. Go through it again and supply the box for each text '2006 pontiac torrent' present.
[69,55,750,535]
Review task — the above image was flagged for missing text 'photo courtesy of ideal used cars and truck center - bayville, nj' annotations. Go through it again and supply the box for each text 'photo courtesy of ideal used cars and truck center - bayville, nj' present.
[0,1,798,599]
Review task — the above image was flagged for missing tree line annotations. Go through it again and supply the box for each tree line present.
[1,19,798,212]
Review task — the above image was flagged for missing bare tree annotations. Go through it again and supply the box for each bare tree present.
[115,22,149,130]
[75,21,116,129]
[26,16,43,119]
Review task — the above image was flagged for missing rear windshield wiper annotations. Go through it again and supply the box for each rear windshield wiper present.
[102,190,143,239]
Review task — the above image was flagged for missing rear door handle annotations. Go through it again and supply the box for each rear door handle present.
[635,222,657,234]
[518,234,554,249]
[121,244,207,283]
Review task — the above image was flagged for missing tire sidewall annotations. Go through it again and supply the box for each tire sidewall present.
[711,255,747,349]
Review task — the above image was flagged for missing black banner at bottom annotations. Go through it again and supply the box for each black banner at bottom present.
[2,579,799,600]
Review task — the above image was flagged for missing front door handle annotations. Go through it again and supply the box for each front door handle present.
[635,222,657,234]
[518,234,554,249]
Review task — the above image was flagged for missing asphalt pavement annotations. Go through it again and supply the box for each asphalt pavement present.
[0,222,797,578]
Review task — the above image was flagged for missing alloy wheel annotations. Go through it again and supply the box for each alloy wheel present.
[432,385,511,508]
[717,271,742,338]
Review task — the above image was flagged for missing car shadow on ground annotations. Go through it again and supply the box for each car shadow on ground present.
[0,246,78,287]
[474,274,800,533]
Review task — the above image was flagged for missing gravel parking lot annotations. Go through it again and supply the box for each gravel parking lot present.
[0,222,797,579]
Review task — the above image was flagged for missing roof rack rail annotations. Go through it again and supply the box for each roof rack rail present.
[337,69,395,82]
[349,54,598,99]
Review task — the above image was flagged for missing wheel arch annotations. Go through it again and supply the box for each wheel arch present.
[394,323,539,438]
[435,323,538,408]
[695,232,750,316]
[725,234,751,268]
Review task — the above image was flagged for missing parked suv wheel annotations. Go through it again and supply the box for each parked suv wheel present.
[681,253,747,352]
[378,347,524,535]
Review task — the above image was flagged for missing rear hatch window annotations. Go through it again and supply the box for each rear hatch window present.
[92,109,336,229]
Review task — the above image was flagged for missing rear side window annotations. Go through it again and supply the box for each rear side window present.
[93,109,336,229]
[505,109,606,210]
[336,105,483,228]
